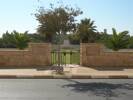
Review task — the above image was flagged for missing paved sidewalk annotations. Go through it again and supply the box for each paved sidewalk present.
[70,65,133,78]
[0,65,133,78]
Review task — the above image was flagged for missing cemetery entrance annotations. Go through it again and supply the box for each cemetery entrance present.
[51,50,80,66]
[51,39,80,66]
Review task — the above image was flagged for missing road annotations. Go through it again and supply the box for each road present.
[0,79,133,100]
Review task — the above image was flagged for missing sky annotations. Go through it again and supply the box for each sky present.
[0,0,133,36]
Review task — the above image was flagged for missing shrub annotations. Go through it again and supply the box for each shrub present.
[12,31,30,49]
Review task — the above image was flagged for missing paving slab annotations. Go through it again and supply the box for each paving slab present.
[0,65,133,78]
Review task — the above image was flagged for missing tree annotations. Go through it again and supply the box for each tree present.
[2,31,30,49]
[98,29,112,47]
[28,34,46,43]
[108,28,130,51]
[2,31,16,48]
[35,5,82,42]
[35,4,82,71]
[77,18,99,43]
[11,31,30,49]
[68,33,80,44]
[128,36,133,48]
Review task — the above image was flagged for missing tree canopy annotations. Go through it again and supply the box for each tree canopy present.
[108,28,130,51]
[0,31,30,49]
[77,18,99,43]
[35,4,82,42]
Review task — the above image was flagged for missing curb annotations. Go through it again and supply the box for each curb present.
[71,75,130,79]
[0,75,53,79]
[0,75,17,79]
[0,75,131,79]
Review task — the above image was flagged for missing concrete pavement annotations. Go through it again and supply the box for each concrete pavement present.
[0,65,133,78]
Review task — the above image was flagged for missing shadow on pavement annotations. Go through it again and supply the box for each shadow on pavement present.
[62,79,133,98]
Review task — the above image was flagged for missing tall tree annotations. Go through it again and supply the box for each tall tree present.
[35,4,82,71]
[77,18,98,43]
[35,5,82,42]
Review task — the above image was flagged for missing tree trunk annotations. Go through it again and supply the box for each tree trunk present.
[56,32,63,73]
[57,41,61,67]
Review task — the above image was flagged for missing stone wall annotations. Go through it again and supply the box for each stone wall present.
[80,43,133,67]
[0,43,51,67]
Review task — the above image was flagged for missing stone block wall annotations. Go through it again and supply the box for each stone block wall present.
[80,43,133,67]
[0,43,51,67]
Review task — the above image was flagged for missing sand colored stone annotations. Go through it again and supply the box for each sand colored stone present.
[0,43,51,67]
[80,43,133,67]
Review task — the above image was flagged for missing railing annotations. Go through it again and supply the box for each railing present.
[51,50,80,65]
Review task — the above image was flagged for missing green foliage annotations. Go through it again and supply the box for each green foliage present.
[1,31,30,49]
[98,29,112,47]
[2,31,16,48]
[11,31,30,49]
[52,34,65,44]
[77,18,99,43]
[128,36,133,48]
[68,33,80,44]
[35,4,82,42]
[108,28,130,51]
[28,34,45,43]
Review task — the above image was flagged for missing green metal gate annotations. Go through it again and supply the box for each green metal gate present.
[51,50,80,65]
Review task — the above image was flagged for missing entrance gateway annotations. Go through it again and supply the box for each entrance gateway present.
[51,50,80,66]
[51,39,80,66]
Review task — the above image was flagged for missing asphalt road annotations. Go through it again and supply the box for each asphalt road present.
[0,79,133,100]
